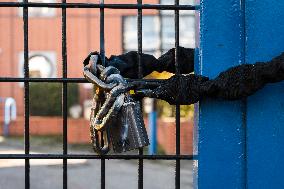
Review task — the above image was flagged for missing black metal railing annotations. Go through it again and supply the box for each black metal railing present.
[0,1,197,189]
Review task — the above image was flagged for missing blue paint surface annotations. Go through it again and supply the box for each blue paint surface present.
[148,111,157,155]
[196,0,246,188]
[245,1,284,188]
[195,0,284,188]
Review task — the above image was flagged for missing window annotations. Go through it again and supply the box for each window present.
[28,55,54,78]
[123,16,160,56]
[18,0,57,17]
[123,0,195,56]
[19,51,57,79]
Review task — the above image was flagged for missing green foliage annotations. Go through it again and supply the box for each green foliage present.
[143,143,166,155]
[157,100,194,118]
[30,83,79,116]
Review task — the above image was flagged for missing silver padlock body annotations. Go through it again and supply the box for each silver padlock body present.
[110,98,149,153]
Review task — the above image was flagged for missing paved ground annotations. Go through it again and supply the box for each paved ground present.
[0,137,193,189]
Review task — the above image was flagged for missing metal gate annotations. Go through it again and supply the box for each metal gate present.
[0,1,197,189]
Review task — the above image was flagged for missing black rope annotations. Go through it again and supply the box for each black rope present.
[83,48,284,154]
[84,47,194,79]
[139,52,284,104]
[84,47,284,105]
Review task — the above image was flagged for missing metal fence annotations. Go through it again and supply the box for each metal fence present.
[0,1,197,189]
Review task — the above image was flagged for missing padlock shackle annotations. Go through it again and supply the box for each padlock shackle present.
[92,130,110,155]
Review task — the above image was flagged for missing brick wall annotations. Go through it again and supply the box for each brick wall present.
[0,0,159,116]
[1,116,193,154]
[156,118,193,155]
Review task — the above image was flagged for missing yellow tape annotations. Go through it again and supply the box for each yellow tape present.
[129,90,135,95]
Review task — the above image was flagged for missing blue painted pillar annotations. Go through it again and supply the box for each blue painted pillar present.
[194,0,246,188]
[195,0,284,188]
[245,1,284,189]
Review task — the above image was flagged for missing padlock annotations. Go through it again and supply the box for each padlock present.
[109,96,149,153]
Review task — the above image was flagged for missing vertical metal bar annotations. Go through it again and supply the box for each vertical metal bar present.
[174,0,180,189]
[174,46,181,189]
[101,157,105,189]
[137,0,143,78]
[158,0,163,56]
[100,1,106,189]
[23,0,30,188]
[100,0,105,66]
[137,0,143,189]
[61,0,68,188]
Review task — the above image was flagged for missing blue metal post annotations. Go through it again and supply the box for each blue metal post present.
[195,0,284,188]
[245,1,284,188]
[148,111,157,155]
[194,0,246,188]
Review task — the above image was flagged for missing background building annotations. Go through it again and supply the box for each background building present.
[0,0,195,114]
[0,0,195,154]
